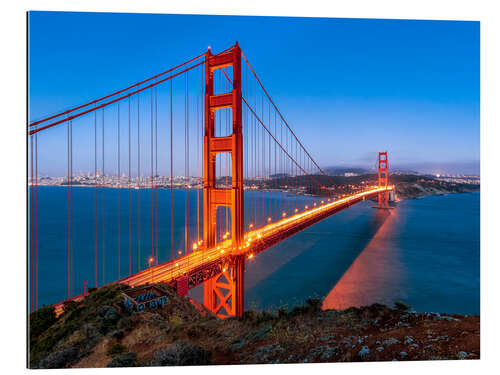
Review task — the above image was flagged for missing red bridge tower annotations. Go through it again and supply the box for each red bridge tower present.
[378,151,389,208]
[202,43,245,318]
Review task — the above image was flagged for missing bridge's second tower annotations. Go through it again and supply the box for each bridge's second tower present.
[378,151,389,208]
[202,43,245,318]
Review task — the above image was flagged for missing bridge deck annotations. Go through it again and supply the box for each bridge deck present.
[53,186,392,314]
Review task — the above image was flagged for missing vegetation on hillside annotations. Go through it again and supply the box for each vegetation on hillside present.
[29,283,479,368]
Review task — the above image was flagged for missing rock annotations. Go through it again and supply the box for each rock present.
[400,352,407,358]
[151,341,211,366]
[410,344,419,350]
[358,346,370,358]
[318,335,334,342]
[251,344,284,362]
[382,338,399,347]
[320,347,337,360]
[246,325,272,342]
[439,316,460,322]
[39,347,79,369]
[404,336,414,344]
[458,351,468,359]
[308,346,338,360]
[376,347,384,352]
[231,338,246,352]
[106,352,138,367]
[117,317,132,330]
[104,307,120,323]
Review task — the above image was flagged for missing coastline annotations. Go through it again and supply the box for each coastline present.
[393,182,479,201]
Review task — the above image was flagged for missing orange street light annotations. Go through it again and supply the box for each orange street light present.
[148,257,154,283]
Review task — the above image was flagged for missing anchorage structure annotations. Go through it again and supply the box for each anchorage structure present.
[202,43,245,318]
[378,151,389,208]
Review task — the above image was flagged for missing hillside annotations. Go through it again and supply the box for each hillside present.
[29,283,479,368]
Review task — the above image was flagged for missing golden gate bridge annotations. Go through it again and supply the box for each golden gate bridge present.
[28,42,392,318]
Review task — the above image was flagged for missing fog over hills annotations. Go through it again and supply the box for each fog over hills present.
[323,159,480,176]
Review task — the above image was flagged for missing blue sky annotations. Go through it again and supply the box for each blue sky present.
[28,12,479,175]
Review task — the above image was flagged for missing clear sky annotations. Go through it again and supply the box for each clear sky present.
[28,12,479,175]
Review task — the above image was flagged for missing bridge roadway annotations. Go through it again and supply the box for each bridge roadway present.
[53,186,392,315]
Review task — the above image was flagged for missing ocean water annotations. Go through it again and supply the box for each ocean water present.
[244,192,480,315]
[29,187,479,315]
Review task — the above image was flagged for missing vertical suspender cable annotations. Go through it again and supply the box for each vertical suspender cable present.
[30,136,34,311]
[67,119,70,298]
[137,91,141,271]
[94,107,98,287]
[185,71,190,254]
[117,103,121,279]
[151,88,154,262]
[170,80,174,263]
[185,73,188,252]
[268,102,271,219]
[128,97,132,275]
[155,86,159,264]
[102,109,105,286]
[262,93,265,225]
[253,78,257,227]
[274,111,277,221]
[35,132,38,310]
[196,66,200,243]
[70,120,73,297]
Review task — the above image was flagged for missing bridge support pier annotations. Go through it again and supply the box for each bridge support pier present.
[203,255,245,318]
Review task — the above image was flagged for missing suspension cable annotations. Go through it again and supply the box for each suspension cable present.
[29,52,208,128]
[241,51,334,183]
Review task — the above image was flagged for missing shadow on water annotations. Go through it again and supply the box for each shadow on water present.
[243,202,395,311]
[322,207,404,310]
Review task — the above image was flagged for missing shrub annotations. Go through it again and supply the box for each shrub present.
[394,301,411,311]
[241,310,259,322]
[30,306,57,344]
[38,346,79,369]
[151,341,211,366]
[169,315,183,326]
[277,307,288,319]
[107,343,127,357]
[106,352,138,367]
[306,298,322,312]
[256,311,275,324]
